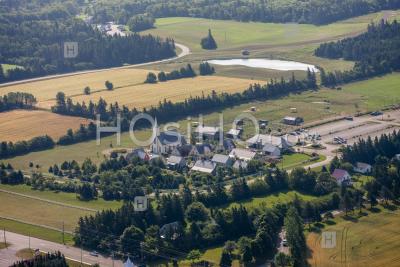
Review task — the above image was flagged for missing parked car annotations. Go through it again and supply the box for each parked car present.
[90,251,99,257]
[371,111,383,116]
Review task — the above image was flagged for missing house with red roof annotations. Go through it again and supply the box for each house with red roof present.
[332,169,352,185]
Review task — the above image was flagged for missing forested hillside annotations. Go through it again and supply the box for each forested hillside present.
[316,20,400,86]
[89,0,400,25]
[0,0,176,83]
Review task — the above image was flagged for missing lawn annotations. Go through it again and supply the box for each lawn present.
[0,109,90,142]
[307,206,400,267]
[4,73,400,172]
[225,190,318,210]
[0,191,94,232]
[0,184,122,211]
[0,217,74,245]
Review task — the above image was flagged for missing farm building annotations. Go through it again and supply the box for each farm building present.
[282,116,304,125]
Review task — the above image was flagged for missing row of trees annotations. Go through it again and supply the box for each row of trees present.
[128,13,155,32]
[145,62,215,83]
[89,0,400,25]
[0,135,55,159]
[11,252,69,267]
[317,20,400,86]
[0,1,176,83]
[0,92,36,112]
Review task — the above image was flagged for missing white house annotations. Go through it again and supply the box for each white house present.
[353,162,372,174]
[332,169,352,185]
[167,155,186,170]
[212,154,234,167]
[191,160,216,174]
[229,148,256,161]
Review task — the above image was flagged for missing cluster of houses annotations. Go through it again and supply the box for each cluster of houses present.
[126,120,295,175]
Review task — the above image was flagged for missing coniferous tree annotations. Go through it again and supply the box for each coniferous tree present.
[201,29,218,50]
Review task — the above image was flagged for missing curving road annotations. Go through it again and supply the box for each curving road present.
[0,43,190,88]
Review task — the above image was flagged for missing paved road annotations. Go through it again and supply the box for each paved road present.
[0,43,190,88]
[0,231,123,266]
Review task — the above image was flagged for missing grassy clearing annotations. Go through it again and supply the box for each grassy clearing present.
[281,153,327,170]
[307,205,400,267]
[0,191,94,232]
[0,184,122,211]
[225,190,318,210]
[1,63,22,73]
[4,73,399,171]
[0,217,74,245]
[144,12,396,52]
[0,109,90,142]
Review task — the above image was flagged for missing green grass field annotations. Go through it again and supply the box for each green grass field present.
[307,205,400,267]
[0,191,94,232]
[0,184,122,211]
[0,217,74,245]
[3,72,399,171]
[225,190,318,210]
[144,11,398,52]
[1,63,22,73]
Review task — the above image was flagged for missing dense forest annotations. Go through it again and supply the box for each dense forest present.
[10,251,68,267]
[316,20,400,86]
[0,0,176,83]
[88,0,400,25]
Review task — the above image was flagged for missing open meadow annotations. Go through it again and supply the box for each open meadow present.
[3,73,400,171]
[307,206,400,267]
[0,110,90,142]
[0,190,94,232]
[0,68,262,109]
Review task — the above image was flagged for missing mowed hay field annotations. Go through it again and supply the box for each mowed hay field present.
[0,110,90,142]
[0,191,94,232]
[307,208,400,267]
[0,68,262,109]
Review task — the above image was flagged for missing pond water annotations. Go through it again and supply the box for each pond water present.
[207,58,319,72]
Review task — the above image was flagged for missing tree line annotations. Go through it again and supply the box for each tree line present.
[89,0,400,25]
[316,20,400,87]
[145,63,215,83]
[0,92,36,112]
[0,0,176,83]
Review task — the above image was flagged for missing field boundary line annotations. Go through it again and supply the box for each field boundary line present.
[0,188,97,212]
[0,215,73,234]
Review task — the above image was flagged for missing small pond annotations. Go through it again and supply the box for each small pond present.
[207,58,319,72]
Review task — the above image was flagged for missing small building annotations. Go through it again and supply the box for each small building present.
[332,169,352,185]
[246,134,293,151]
[395,154,400,161]
[233,160,248,170]
[217,139,236,153]
[190,143,213,157]
[262,144,281,157]
[353,162,372,174]
[226,128,242,139]
[229,148,256,161]
[194,125,221,140]
[282,116,304,126]
[124,258,134,267]
[191,160,216,174]
[126,148,150,162]
[171,144,193,157]
[160,221,182,240]
[212,154,234,167]
[167,155,186,170]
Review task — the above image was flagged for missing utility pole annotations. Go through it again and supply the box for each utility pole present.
[112,251,115,267]
[80,244,83,266]
[29,234,31,249]
[62,221,65,245]
[3,228,6,247]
